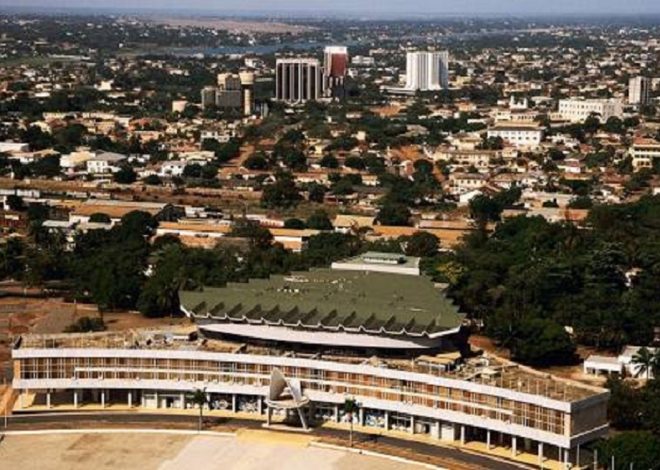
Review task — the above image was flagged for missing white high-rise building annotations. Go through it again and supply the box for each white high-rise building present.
[275,58,322,103]
[405,51,449,91]
[629,76,651,106]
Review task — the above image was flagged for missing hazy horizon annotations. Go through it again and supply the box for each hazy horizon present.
[1,0,660,18]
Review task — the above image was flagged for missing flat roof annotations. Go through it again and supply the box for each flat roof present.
[179,269,463,337]
[17,329,605,402]
[336,251,420,269]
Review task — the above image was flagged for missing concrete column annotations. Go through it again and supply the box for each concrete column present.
[384,411,390,430]
[358,408,364,426]
[180,393,185,409]
[409,415,415,434]
[128,391,132,408]
[486,430,491,449]
[563,447,569,469]
[258,397,263,415]
[538,443,544,467]
[333,405,339,423]
[460,425,466,446]
[73,390,78,408]
[512,436,517,457]
[101,391,105,408]
[46,391,51,409]
[266,406,272,426]
[231,394,237,413]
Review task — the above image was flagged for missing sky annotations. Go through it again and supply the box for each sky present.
[1,0,659,16]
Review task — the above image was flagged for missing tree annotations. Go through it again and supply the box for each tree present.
[568,196,593,209]
[230,219,273,250]
[260,173,302,209]
[189,388,208,432]
[319,154,339,169]
[596,431,660,470]
[143,174,162,186]
[343,397,359,447]
[344,156,365,170]
[284,218,306,230]
[64,316,106,333]
[89,213,111,224]
[243,154,269,170]
[632,347,655,379]
[5,195,25,211]
[469,195,503,223]
[405,232,440,257]
[183,163,203,178]
[510,318,575,367]
[307,183,327,203]
[376,203,411,226]
[113,165,137,184]
[31,155,61,177]
[305,210,333,231]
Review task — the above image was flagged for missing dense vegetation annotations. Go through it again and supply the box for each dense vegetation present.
[441,196,660,366]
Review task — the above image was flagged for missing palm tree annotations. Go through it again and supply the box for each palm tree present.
[631,347,654,379]
[189,388,208,432]
[343,397,359,447]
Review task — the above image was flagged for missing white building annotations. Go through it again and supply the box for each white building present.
[405,51,449,91]
[487,124,544,149]
[61,150,94,169]
[0,142,29,153]
[584,346,657,379]
[351,55,375,66]
[628,76,651,106]
[86,152,127,174]
[159,160,187,177]
[275,58,322,103]
[630,138,660,171]
[557,98,624,123]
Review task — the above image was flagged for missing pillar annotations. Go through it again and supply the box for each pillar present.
[563,448,569,469]
[231,394,237,413]
[19,390,24,409]
[101,390,105,408]
[180,393,185,409]
[486,430,491,449]
[46,391,51,409]
[73,390,78,408]
[128,391,132,408]
[334,404,339,423]
[409,415,415,434]
[538,443,544,466]
[266,406,272,426]
[460,425,466,445]
[358,408,364,426]
[384,411,390,430]
[258,397,263,415]
[512,436,517,457]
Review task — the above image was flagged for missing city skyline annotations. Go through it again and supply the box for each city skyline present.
[1,0,660,16]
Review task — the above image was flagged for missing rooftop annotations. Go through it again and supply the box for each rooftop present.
[179,269,463,338]
[17,328,604,402]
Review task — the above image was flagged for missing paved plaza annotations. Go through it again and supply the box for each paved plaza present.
[0,430,426,470]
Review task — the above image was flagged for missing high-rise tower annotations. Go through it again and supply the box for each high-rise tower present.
[275,58,322,103]
[323,46,348,99]
[405,51,449,91]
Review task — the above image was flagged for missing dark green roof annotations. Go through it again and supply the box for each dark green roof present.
[179,269,463,337]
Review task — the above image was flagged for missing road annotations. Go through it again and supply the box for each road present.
[2,411,531,470]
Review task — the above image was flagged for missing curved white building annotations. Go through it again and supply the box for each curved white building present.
[11,263,609,468]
